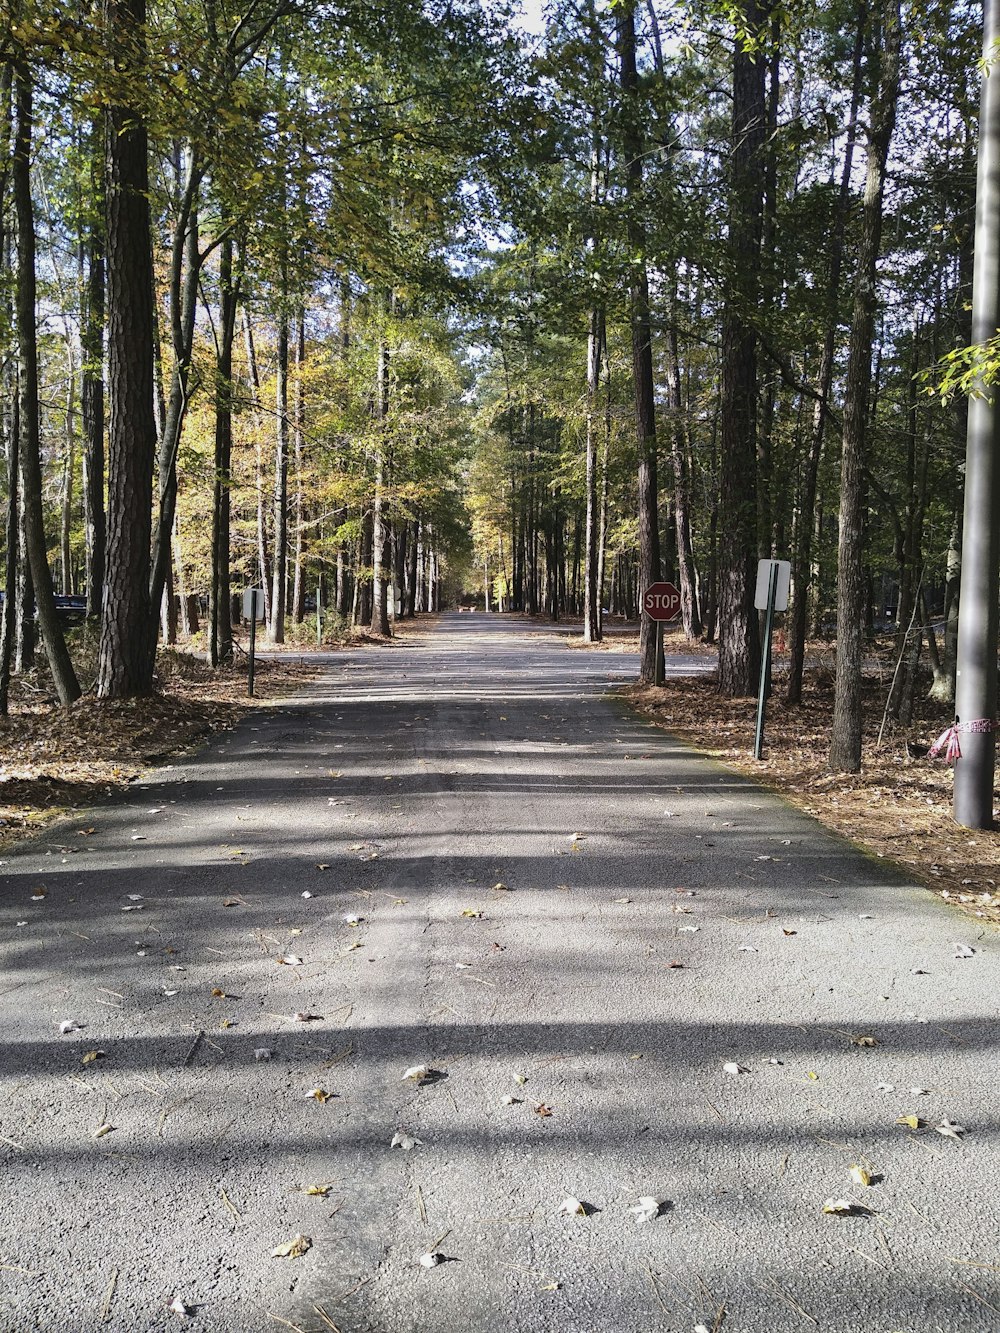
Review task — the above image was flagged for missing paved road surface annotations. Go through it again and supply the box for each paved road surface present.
[0,614,996,1332]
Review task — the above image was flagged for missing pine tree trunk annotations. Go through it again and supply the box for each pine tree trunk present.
[371,333,391,636]
[291,308,306,624]
[717,3,768,697]
[830,0,901,771]
[269,303,289,644]
[618,1,659,681]
[209,233,237,667]
[98,0,158,697]
[81,113,106,622]
[13,63,80,704]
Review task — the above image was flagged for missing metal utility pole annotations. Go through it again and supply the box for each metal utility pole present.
[954,0,1000,828]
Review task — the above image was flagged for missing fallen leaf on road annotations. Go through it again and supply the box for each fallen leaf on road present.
[533,1102,553,1117]
[723,1062,749,1076]
[293,1012,323,1023]
[613,897,632,904]
[895,1115,923,1130]
[391,1131,422,1150]
[851,1035,878,1048]
[540,1281,561,1291]
[81,1050,104,1065]
[822,1198,855,1215]
[59,1020,83,1035]
[782,929,797,937]
[304,1088,333,1103]
[271,1234,311,1259]
[419,1252,444,1268]
[849,1165,872,1187]
[629,1196,662,1223]
[455,962,473,970]
[211,988,226,998]
[304,1185,331,1196]
[222,899,241,908]
[31,888,46,900]
[954,944,976,958]
[278,955,303,967]
[316,864,329,870]
[343,914,363,926]
[665,960,685,969]
[936,1119,965,1140]
[402,1065,430,1082]
[738,945,757,952]
[94,1123,115,1138]
[168,1296,193,1316]
[557,1196,587,1215]
[909,1087,930,1096]
[678,925,699,933]
[514,1073,527,1085]
[461,909,483,918]
[254,1048,273,1061]
[492,882,511,892]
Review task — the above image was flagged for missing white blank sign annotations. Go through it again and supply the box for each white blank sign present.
[754,559,791,612]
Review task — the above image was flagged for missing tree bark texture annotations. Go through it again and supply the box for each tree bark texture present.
[717,3,767,697]
[82,113,106,621]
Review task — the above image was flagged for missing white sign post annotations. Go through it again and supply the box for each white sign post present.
[243,588,265,696]
[754,559,791,758]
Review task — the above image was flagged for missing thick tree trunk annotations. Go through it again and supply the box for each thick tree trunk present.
[830,0,901,771]
[13,64,80,704]
[98,0,158,698]
[618,2,659,682]
[717,3,768,696]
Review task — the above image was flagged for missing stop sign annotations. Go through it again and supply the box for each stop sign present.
[643,581,681,622]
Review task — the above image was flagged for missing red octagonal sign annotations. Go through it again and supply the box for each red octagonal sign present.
[643,581,681,622]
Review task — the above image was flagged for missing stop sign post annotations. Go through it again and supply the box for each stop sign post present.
[643,581,681,685]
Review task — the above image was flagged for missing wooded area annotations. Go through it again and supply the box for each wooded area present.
[0,0,988,775]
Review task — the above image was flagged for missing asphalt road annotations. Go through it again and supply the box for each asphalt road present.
[0,613,997,1333]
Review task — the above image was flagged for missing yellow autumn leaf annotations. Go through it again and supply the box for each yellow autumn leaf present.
[304,1185,331,1197]
[895,1114,922,1130]
[849,1164,872,1187]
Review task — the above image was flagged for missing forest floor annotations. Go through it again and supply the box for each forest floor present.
[2,615,997,933]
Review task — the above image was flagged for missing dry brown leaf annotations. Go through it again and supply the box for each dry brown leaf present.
[271,1234,312,1259]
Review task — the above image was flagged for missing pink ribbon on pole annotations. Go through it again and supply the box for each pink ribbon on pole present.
[928,717,997,761]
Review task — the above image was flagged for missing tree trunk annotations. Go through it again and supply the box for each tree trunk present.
[786,15,863,706]
[717,2,768,697]
[81,114,106,622]
[147,143,203,668]
[98,0,158,698]
[208,232,237,667]
[830,0,901,771]
[291,307,306,624]
[13,63,80,704]
[269,301,289,643]
[618,1,659,682]
[371,330,391,636]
